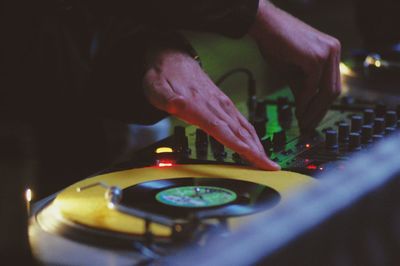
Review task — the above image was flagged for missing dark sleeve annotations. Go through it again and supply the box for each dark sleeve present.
[90,0,260,38]
[88,27,197,125]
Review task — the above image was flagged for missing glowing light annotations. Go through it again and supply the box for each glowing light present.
[319,167,324,171]
[157,161,174,167]
[156,147,173,154]
[339,62,356,77]
[307,164,317,170]
[25,188,32,202]
[374,60,382,68]
[305,144,311,149]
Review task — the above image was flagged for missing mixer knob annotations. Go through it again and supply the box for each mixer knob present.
[349,132,361,150]
[351,115,363,132]
[277,97,289,109]
[174,126,190,156]
[338,123,350,143]
[373,134,384,142]
[385,127,396,135]
[363,109,375,125]
[361,125,373,144]
[375,103,387,118]
[273,130,287,149]
[373,118,385,135]
[255,100,267,121]
[209,136,226,161]
[385,111,398,128]
[262,137,273,156]
[278,104,293,129]
[195,129,208,159]
[325,130,338,149]
[253,101,267,138]
[253,119,266,139]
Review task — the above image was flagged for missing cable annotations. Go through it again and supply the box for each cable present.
[216,68,257,122]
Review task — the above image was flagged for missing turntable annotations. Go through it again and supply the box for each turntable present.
[29,164,315,265]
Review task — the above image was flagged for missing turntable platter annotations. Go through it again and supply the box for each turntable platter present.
[39,164,314,241]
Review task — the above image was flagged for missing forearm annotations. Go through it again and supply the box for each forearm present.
[89,0,259,38]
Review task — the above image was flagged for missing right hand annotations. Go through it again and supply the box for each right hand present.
[143,48,281,171]
[249,0,342,132]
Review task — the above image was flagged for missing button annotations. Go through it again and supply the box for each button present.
[338,123,350,143]
[325,130,338,149]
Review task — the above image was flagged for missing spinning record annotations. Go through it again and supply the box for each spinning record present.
[119,178,280,220]
[38,164,315,241]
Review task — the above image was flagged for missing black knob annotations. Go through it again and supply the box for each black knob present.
[262,137,273,156]
[255,100,267,121]
[273,130,286,149]
[209,136,226,161]
[397,105,400,118]
[375,103,387,118]
[351,115,363,132]
[373,118,385,135]
[385,127,396,135]
[338,123,350,143]
[253,101,267,138]
[174,126,190,156]
[397,120,400,129]
[195,129,208,159]
[361,125,373,144]
[363,109,375,125]
[253,120,266,139]
[373,134,384,142]
[278,104,292,121]
[385,111,398,128]
[277,97,289,109]
[349,132,361,150]
[325,130,338,149]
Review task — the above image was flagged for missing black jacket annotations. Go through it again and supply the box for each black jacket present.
[0,0,259,197]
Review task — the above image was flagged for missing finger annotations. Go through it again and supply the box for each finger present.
[176,97,279,170]
[217,95,265,155]
[301,51,341,130]
[206,99,273,167]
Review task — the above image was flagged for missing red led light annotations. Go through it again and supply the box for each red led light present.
[157,160,175,168]
[307,164,318,170]
[305,144,311,149]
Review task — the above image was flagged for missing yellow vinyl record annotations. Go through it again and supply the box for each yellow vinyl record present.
[38,164,315,242]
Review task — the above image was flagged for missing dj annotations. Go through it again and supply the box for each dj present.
[1,0,340,262]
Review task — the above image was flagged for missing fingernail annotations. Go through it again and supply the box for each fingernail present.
[271,161,281,170]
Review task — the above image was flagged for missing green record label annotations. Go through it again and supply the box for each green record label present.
[155,186,237,208]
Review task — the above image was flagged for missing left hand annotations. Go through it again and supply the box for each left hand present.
[142,48,280,170]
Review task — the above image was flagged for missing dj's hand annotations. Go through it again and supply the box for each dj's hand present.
[249,0,341,131]
[143,48,280,171]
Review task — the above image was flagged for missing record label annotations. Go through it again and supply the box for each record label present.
[155,186,237,208]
